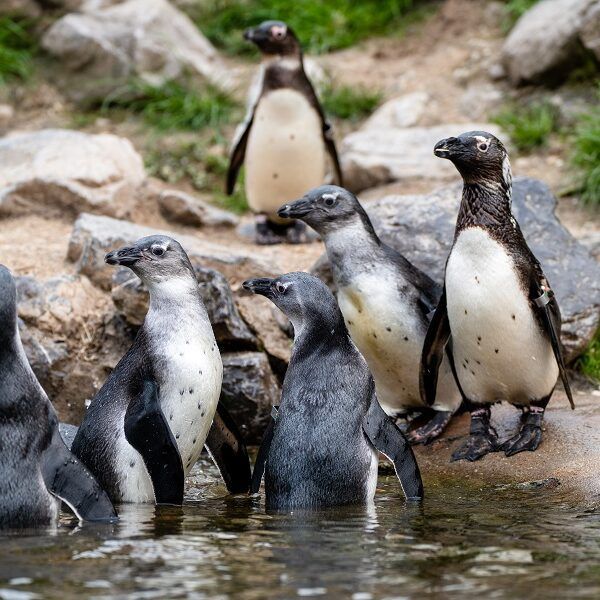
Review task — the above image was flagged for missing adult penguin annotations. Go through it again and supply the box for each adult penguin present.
[71,235,251,504]
[243,272,423,510]
[226,20,343,245]
[422,131,574,462]
[0,264,116,528]
[279,186,462,444]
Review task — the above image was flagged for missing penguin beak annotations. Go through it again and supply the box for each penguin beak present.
[434,137,459,158]
[242,277,274,297]
[278,198,313,220]
[105,245,143,267]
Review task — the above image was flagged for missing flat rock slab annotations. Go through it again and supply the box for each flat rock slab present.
[158,189,239,228]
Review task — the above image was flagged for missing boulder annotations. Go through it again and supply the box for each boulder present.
[220,351,280,443]
[313,178,600,361]
[362,92,429,130]
[501,0,597,86]
[41,0,231,105]
[0,129,145,220]
[158,189,239,228]
[340,123,505,193]
[67,212,278,290]
[580,1,600,61]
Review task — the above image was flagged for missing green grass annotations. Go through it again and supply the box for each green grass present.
[187,0,432,56]
[0,17,36,84]
[492,102,558,152]
[321,84,382,121]
[577,328,600,382]
[571,95,600,205]
[502,0,539,32]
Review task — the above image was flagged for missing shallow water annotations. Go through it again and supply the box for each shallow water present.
[1,460,599,600]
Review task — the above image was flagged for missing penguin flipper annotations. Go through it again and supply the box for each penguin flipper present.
[226,115,254,194]
[363,392,424,500]
[124,380,185,505]
[205,401,251,494]
[42,420,117,522]
[420,287,451,407]
[250,414,276,495]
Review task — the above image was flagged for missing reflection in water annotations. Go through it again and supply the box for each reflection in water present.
[0,460,599,599]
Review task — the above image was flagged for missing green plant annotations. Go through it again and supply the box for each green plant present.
[321,84,382,121]
[492,103,558,152]
[0,17,36,83]
[502,0,539,32]
[577,328,600,382]
[571,98,600,205]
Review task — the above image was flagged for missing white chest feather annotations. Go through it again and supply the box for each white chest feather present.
[445,227,558,404]
[245,88,326,217]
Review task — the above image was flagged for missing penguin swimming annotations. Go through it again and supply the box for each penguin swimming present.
[71,235,251,504]
[0,264,116,528]
[226,20,343,245]
[422,131,574,462]
[278,186,462,444]
[243,272,423,510]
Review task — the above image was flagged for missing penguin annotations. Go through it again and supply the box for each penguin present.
[243,272,423,510]
[71,235,251,504]
[0,264,116,528]
[421,131,574,462]
[226,20,343,245]
[278,186,462,444]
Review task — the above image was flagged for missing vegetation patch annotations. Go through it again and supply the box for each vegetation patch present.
[571,94,600,206]
[0,17,37,84]
[321,84,382,121]
[492,102,558,152]
[577,328,600,382]
[502,0,539,32]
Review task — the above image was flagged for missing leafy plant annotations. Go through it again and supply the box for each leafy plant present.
[571,96,600,205]
[321,84,382,121]
[577,328,600,382]
[0,17,36,84]
[492,102,558,152]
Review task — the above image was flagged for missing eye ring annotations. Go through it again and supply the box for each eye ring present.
[151,246,165,256]
[276,283,287,294]
[477,142,489,153]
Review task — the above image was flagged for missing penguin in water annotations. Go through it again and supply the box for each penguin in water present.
[278,186,462,444]
[421,131,574,461]
[243,272,423,510]
[71,235,251,503]
[0,265,116,528]
[226,20,343,245]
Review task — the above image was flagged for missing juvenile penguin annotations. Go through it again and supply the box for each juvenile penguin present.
[0,265,116,528]
[226,20,342,245]
[422,131,574,461]
[72,236,251,504]
[278,186,462,444]
[243,272,423,510]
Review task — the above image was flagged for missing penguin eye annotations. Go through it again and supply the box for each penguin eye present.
[323,196,336,207]
[477,142,489,153]
[276,283,287,294]
[151,246,165,256]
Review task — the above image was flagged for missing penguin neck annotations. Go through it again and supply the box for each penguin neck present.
[145,276,207,322]
[457,179,514,233]
[291,310,348,361]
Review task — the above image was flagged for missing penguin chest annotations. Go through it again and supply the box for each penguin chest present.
[245,89,326,216]
[337,271,425,411]
[445,227,558,404]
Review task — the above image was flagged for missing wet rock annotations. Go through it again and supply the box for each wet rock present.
[158,189,239,228]
[0,129,145,220]
[496,477,561,491]
[501,0,596,86]
[220,351,280,443]
[68,212,278,290]
[362,92,429,130]
[340,123,504,193]
[42,0,230,105]
[313,178,600,361]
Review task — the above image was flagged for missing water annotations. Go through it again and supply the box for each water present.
[1,460,599,600]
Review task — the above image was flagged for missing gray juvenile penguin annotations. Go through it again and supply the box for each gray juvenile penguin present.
[278,186,462,444]
[226,20,342,245]
[0,264,116,528]
[243,272,423,510]
[422,131,574,462]
[72,235,251,503]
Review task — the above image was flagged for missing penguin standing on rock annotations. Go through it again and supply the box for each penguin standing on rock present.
[422,131,574,462]
[243,272,423,510]
[278,186,462,444]
[0,265,116,528]
[227,20,343,245]
[71,235,251,504]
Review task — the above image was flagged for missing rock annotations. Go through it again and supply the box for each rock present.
[42,0,230,105]
[0,129,145,220]
[580,1,600,60]
[579,231,600,262]
[340,123,505,193]
[220,351,280,443]
[313,178,600,361]
[459,84,504,121]
[0,0,41,17]
[362,92,428,130]
[68,212,278,290]
[501,0,596,86]
[158,189,238,228]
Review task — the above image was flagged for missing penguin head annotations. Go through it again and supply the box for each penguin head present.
[434,131,511,187]
[243,21,301,56]
[0,264,17,333]
[105,235,195,285]
[278,185,373,237]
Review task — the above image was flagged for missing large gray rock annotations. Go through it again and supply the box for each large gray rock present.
[313,178,600,361]
[340,123,504,193]
[220,351,280,444]
[158,189,239,228]
[501,0,597,86]
[580,1,600,60]
[42,0,230,104]
[0,129,145,220]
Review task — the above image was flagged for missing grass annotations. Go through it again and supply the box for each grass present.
[571,93,600,205]
[0,17,36,84]
[577,329,600,382]
[502,0,539,32]
[187,0,432,56]
[492,102,558,152]
[321,84,382,121]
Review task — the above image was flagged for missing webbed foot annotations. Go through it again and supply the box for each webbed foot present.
[501,406,545,456]
[451,406,498,462]
[407,410,453,445]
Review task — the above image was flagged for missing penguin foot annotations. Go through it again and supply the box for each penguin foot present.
[501,424,543,456]
[407,410,452,445]
[451,432,498,462]
[285,221,311,244]
[255,220,287,245]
